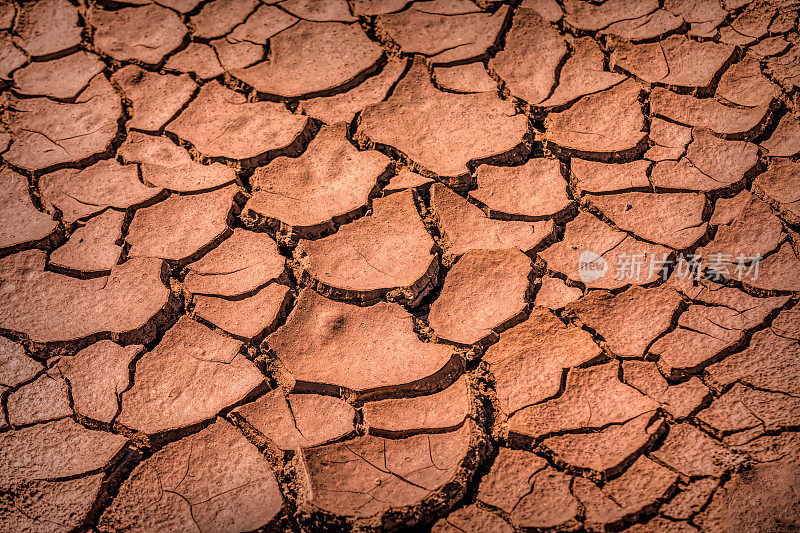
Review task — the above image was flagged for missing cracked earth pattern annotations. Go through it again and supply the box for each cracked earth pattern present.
[1,0,800,531]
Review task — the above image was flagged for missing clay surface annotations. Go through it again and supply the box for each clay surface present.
[166,82,309,161]
[295,190,436,304]
[267,289,459,395]
[359,58,528,177]
[245,123,390,237]
[116,317,264,435]
[3,5,800,531]
[428,249,532,346]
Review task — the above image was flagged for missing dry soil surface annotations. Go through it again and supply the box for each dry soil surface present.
[1,0,800,532]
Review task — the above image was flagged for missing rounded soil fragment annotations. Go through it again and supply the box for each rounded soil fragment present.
[230,20,383,98]
[428,248,533,347]
[99,418,284,532]
[0,251,171,345]
[296,422,489,530]
[115,317,265,436]
[244,122,391,238]
[3,76,122,172]
[358,57,529,178]
[543,79,647,159]
[166,81,310,162]
[266,288,461,398]
[294,189,438,305]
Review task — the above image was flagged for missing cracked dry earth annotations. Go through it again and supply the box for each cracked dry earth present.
[2,0,800,532]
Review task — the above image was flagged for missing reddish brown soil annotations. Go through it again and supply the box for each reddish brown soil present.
[1,0,800,532]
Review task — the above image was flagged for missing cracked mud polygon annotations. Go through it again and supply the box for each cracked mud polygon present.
[1,0,800,531]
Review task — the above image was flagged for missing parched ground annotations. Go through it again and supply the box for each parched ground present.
[1,0,800,531]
